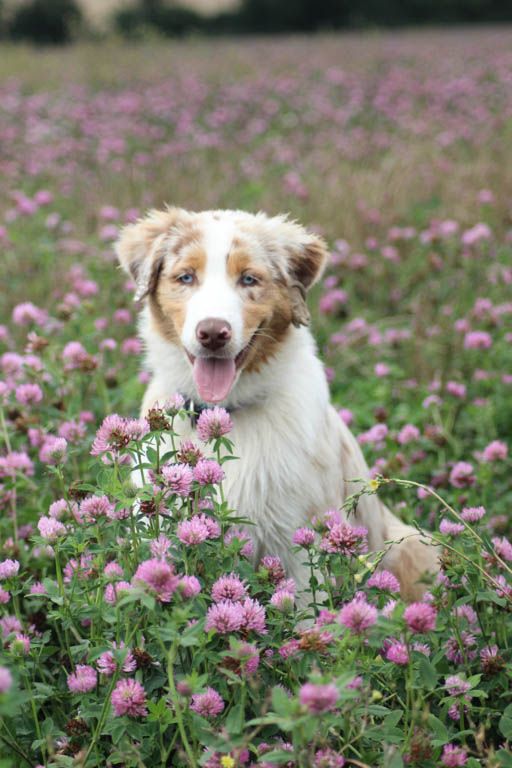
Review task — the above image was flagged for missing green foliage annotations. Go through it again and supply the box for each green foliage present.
[114,0,204,38]
[234,0,349,34]
[111,0,512,38]
[7,0,82,44]
[1,0,512,42]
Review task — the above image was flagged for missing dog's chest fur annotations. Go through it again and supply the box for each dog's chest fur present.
[141,314,356,580]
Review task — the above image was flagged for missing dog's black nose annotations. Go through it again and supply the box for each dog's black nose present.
[196,318,232,351]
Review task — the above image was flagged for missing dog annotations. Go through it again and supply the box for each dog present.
[115,206,438,601]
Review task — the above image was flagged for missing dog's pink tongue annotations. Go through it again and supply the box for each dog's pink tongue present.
[193,357,236,403]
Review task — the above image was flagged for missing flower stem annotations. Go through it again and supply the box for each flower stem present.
[167,640,197,767]
[0,406,18,543]
[83,675,119,765]
[390,478,512,578]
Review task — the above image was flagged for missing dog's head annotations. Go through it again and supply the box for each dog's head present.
[115,207,328,403]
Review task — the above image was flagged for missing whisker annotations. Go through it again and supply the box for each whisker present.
[251,328,278,344]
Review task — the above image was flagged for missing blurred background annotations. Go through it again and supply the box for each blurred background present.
[1,0,511,411]
[0,0,510,43]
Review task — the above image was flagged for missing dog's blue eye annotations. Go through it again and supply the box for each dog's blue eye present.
[241,274,257,287]
[178,273,194,285]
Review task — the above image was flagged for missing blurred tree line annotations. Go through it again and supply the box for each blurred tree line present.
[0,0,510,44]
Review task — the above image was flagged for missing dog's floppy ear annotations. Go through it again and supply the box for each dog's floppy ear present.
[286,230,329,327]
[115,207,185,302]
[264,216,328,327]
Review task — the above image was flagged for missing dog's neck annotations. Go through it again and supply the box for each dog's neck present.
[140,308,329,414]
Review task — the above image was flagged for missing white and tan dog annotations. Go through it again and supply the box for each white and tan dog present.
[115,206,438,600]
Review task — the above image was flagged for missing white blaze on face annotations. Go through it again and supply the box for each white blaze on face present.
[181,216,244,404]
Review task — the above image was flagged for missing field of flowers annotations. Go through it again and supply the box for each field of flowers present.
[1,28,512,768]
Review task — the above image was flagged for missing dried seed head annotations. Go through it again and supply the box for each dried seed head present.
[146,407,171,431]
[65,718,89,737]
[139,499,157,517]
[133,647,153,669]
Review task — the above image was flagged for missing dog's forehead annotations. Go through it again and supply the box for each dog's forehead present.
[198,213,236,273]
[164,209,278,277]
[174,211,266,274]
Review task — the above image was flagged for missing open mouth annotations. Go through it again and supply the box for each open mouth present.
[186,345,251,404]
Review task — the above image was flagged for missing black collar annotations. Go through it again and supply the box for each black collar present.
[183,397,232,427]
[182,393,267,427]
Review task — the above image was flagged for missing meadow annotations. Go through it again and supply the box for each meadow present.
[0,28,512,767]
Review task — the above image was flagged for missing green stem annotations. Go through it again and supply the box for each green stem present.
[169,424,177,454]
[167,641,197,767]
[404,639,416,745]
[391,478,512,578]
[21,665,45,762]
[134,444,147,487]
[2,713,36,764]
[308,552,319,617]
[54,545,73,660]
[0,406,18,544]
[163,720,180,763]
[319,564,335,609]
[55,465,68,502]
[83,675,118,766]
[0,732,32,766]
[0,406,11,452]
[216,445,226,506]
